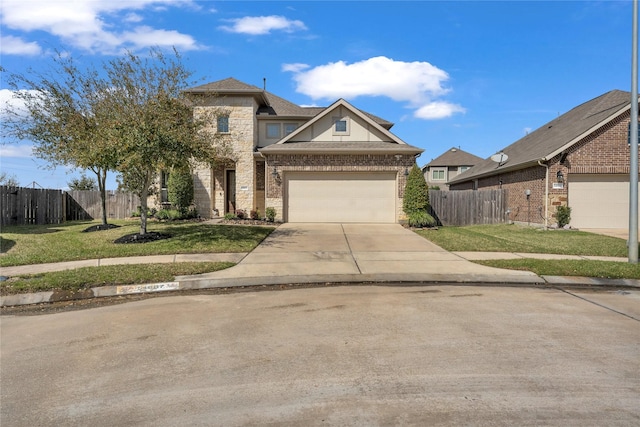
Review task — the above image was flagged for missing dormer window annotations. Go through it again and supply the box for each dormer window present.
[333,117,349,135]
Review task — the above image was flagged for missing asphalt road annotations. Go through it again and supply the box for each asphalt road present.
[1,285,639,426]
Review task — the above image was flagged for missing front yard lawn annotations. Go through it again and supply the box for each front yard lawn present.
[416,224,639,279]
[0,220,275,267]
[415,224,628,257]
[1,262,235,295]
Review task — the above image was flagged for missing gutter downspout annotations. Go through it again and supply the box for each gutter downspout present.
[538,160,549,228]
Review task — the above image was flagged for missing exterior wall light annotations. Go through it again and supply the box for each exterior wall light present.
[556,170,564,182]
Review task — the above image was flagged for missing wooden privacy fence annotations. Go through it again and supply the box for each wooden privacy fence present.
[65,190,140,221]
[1,186,140,226]
[0,186,65,226]
[429,189,507,226]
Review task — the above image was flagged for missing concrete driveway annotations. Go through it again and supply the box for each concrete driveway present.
[2,286,638,426]
[179,223,541,288]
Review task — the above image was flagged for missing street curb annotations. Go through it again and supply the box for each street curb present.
[2,274,638,308]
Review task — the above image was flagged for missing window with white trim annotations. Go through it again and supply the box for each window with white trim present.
[460,166,470,173]
[266,123,280,139]
[431,168,446,181]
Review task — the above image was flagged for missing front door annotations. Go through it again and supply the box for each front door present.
[226,170,236,214]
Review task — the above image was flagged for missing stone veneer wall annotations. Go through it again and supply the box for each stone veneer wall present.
[191,96,258,218]
[264,153,416,222]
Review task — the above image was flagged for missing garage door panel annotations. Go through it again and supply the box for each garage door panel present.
[569,174,638,229]
[286,173,396,223]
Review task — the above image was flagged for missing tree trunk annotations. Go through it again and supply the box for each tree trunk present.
[99,169,108,226]
[138,172,152,235]
[92,167,109,226]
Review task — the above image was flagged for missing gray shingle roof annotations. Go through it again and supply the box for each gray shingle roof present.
[423,147,483,168]
[449,90,631,183]
[185,77,394,128]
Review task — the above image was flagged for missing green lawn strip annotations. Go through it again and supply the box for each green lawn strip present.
[0,262,235,295]
[416,224,628,257]
[475,259,640,280]
[0,220,275,267]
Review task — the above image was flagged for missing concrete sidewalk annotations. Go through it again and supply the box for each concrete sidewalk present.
[2,223,638,307]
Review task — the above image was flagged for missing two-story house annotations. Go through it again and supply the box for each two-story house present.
[183,78,422,223]
[421,147,483,190]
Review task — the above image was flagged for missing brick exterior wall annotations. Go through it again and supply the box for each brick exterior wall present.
[450,110,639,226]
[263,153,415,222]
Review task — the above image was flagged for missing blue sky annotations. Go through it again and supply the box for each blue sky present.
[0,0,634,190]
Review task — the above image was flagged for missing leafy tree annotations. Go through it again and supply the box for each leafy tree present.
[167,166,194,213]
[403,164,435,227]
[68,174,97,191]
[106,49,230,235]
[0,172,19,187]
[4,53,119,226]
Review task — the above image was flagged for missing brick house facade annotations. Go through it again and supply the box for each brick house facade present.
[449,90,639,229]
[180,78,422,223]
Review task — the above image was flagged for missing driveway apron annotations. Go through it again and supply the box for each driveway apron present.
[178,224,541,286]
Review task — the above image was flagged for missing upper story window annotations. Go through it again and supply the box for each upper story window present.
[460,166,470,173]
[431,168,446,181]
[266,123,281,139]
[284,123,298,136]
[333,117,349,135]
[217,116,229,133]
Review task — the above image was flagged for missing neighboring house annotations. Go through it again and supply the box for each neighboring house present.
[421,147,483,190]
[182,78,422,223]
[448,90,639,229]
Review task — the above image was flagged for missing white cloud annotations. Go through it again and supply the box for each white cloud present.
[0,0,201,55]
[415,101,466,120]
[0,144,34,158]
[219,15,307,35]
[283,56,465,120]
[121,26,200,51]
[281,63,309,73]
[524,127,533,134]
[0,35,42,56]
[0,89,33,118]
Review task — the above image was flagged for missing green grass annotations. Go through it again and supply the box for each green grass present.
[415,224,628,257]
[0,220,274,267]
[0,262,235,295]
[416,224,640,279]
[476,259,640,280]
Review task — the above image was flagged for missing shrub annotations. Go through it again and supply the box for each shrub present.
[236,209,246,219]
[403,164,430,215]
[131,206,156,218]
[224,212,236,220]
[407,210,436,228]
[167,166,194,212]
[155,209,182,221]
[555,205,572,228]
[250,209,260,220]
[265,207,276,222]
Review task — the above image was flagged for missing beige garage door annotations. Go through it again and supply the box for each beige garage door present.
[569,174,637,229]
[286,172,396,223]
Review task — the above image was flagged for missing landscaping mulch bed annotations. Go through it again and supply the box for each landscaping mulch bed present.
[220,219,281,226]
[113,232,171,244]
[82,224,121,233]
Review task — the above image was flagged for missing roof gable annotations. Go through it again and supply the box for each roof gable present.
[423,147,483,168]
[279,99,405,145]
[450,90,632,183]
[260,99,422,155]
